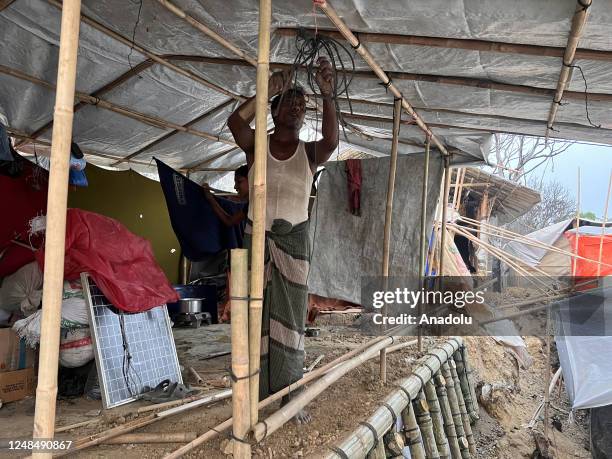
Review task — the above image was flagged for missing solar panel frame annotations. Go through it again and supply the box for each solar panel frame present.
[81,272,182,409]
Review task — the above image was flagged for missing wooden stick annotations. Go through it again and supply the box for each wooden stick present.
[434,372,462,459]
[597,171,612,276]
[252,337,394,442]
[414,391,441,458]
[418,140,431,352]
[102,433,198,444]
[424,380,451,459]
[137,393,216,414]
[189,367,204,385]
[439,158,451,278]
[449,359,476,454]
[402,400,426,459]
[306,354,325,373]
[246,0,272,428]
[545,0,592,140]
[528,368,563,429]
[440,363,470,458]
[380,98,402,383]
[573,168,581,276]
[31,2,81,455]
[230,249,251,458]
[55,418,99,433]
[316,0,449,156]
[544,307,551,443]
[164,337,411,458]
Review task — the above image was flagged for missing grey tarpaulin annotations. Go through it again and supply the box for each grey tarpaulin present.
[307,154,443,305]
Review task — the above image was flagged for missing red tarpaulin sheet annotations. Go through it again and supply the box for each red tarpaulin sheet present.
[0,161,48,277]
[36,209,178,312]
[565,232,612,277]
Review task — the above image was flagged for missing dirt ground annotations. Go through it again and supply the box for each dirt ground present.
[1,314,592,458]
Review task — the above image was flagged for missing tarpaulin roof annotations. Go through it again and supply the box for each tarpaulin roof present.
[2,0,612,184]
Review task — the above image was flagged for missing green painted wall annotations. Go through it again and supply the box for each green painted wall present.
[67,164,180,283]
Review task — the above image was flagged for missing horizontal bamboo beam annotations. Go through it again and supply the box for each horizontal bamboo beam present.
[546,0,592,139]
[276,27,612,62]
[47,0,240,100]
[0,64,236,146]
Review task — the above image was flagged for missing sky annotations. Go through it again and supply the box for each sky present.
[539,142,612,219]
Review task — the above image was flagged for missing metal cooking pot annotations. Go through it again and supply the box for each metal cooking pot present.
[178,298,204,314]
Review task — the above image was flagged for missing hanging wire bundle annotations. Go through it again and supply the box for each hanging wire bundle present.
[288,28,357,139]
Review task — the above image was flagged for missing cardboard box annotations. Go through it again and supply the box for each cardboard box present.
[0,327,35,372]
[0,368,36,402]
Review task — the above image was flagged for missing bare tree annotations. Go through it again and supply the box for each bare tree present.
[508,178,577,234]
[487,134,573,184]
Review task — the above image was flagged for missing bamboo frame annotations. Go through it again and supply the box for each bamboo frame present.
[545,0,592,139]
[380,98,402,383]
[32,2,81,455]
[440,363,470,459]
[315,0,450,156]
[597,171,612,276]
[453,349,479,424]
[414,391,441,458]
[449,360,476,454]
[0,64,235,146]
[325,338,463,458]
[247,0,272,427]
[230,249,251,458]
[276,27,612,62]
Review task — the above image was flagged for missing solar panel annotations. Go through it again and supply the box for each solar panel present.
[81,273,182,409]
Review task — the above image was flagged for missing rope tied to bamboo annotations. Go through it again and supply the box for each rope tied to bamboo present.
[359,421,380,447]
[577,0,591,11]
[329,446,350,459]
[382,402,398,426]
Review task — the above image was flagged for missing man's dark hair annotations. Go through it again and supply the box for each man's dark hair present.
[270,87,306,112]
[235,164,248,179]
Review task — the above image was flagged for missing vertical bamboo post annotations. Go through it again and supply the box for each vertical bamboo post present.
[402,400,426,459]
[453,349,479,423]
[425,380,451,459]
[32,1,81,455]
[544,305,552,443]
[230,249,251,458]
[441,363,470,458]
[369,436,387,459]
[434,372,462,459]
[414,390,441,459]
[449,359,476,454]
[572,168,581,276]
[439,157,451,280]
[596,171,612,277]
[418,138,431,352]
[380,98,402,383]
[248,0,271,426]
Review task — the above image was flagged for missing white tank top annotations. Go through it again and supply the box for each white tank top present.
[248,138,313,231]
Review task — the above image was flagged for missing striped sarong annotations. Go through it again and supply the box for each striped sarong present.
[244,219,310,399]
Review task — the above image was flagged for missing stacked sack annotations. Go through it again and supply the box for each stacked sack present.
[13,279,93,368]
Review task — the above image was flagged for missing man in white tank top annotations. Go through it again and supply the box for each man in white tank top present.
[228,58,338,424]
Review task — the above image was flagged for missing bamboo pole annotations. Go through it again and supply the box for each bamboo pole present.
[440,363,470,459]
[414,391,441,459]
[439,158,452,278]
[246,0,272,428]
[230,249,251,458]
[325,338,463,458]
[165,337,414,458]
[573,168,581,276]
[453,349,479,423]
[402,401,426,459]
[434,372,462,459]
[369,436,388,459]
[252,337,394,442]
[137,393,222,414]
[418,139,431,352]
[528,367,563,429]
[315,0,449,157]
[31,1,81,455]
[380,98,402,383]
[544,306,551,442]
[0,64,236,146]
[449,359,476,454]
[545,0,592,140]
[55,418,99,433]
[424,380,451,459]
[597,171,612,276]
[102,433,198,444]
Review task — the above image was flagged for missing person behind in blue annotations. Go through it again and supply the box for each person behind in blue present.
[201,165,249,228]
